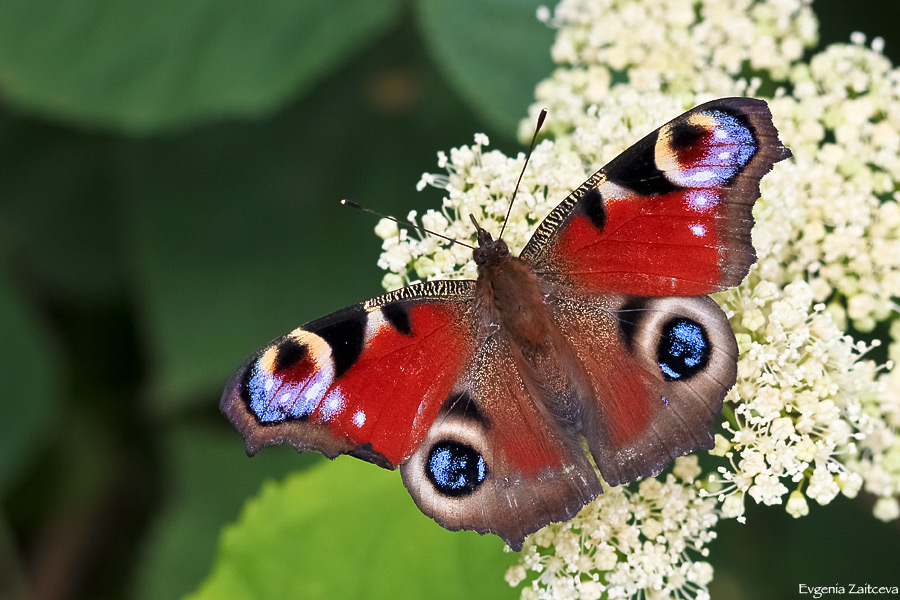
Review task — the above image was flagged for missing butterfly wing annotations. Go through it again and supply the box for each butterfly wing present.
[514,97,789,487]
[400,332,602,551]
[552,291,737,486]
[220,280,476,468]
[520,97,792,296]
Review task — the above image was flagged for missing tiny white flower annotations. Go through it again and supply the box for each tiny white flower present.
[873,496,900,521]
[673,455,702,482]
[786,490,810,518]
[721,492,746,519]
[505,565,527,586]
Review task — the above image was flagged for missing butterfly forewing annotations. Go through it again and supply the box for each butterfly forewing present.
[520,97,792,296]
[220,280,476,467]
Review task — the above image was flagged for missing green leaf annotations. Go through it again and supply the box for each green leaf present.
[189,458,518,600]
[0,273,60,495]
[0,114,126,299]
[416,0,554,133]
[0,0,403,133]
[134,424,309,600]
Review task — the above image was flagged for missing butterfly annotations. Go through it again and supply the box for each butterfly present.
[221,97,791,551]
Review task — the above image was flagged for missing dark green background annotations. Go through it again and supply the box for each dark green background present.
[1,1,898,599]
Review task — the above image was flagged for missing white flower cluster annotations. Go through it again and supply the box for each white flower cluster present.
[710,279,881,520]
[506,458,717,600]
[377,136,590,291]
[524,0,817,140]
[373,0,900,597]
[757,42,900,332]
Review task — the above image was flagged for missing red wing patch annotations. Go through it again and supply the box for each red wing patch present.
[557,185,725,296]
[320,303,470,464]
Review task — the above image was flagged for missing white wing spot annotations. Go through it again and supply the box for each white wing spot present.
[690,170,717,182]
[306,378,327,400]
[353,410,366,427]
[320,389,346,421]
[690,224,707,237]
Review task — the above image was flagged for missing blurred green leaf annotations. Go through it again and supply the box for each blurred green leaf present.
[135,424,310,600]
[188,458,518,600]
[712,496,900,598]
[416,0,554,133]
[0,273,60,495]
[0,115,125,299]
[0,0,403,133]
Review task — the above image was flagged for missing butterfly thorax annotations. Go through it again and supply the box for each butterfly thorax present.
[473,228,557,351]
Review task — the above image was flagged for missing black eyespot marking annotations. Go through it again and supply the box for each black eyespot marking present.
[602,132,681,196]
[239,352,312,424]
[581,187,606,231]
[382,302,413,336]
[717,108,759,183]
[444,392,489,426]
[729,108,757,140]
[617,297,646,353]
[657,317,710,382]
[668,120,706,152]
[426,441,487,497]
[307,305,366,379]
[238,360,256,405]
[274,338,307,372]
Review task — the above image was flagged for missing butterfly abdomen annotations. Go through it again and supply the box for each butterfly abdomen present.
[475,252,590,429]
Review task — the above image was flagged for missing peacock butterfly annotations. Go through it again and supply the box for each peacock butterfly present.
[220,98,791,550]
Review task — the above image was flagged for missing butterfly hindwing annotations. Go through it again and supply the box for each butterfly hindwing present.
[400,333,602,551]
[520,97,792,296]
[220,280,476,468]
[551,290,737,486]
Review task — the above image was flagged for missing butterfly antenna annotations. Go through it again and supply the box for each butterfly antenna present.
[341,199,475,250]
[498,108,547,239]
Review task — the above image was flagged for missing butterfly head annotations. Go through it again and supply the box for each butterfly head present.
[471,217,509,267]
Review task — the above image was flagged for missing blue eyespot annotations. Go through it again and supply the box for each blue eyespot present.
[669,110,757,188]
[657,318,710,381]
[426,441,487,497]
[244,359,331,423]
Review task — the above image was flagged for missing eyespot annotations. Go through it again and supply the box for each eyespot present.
[657,317,710,381]
[425,441,487,497]
[245,329,336,423]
